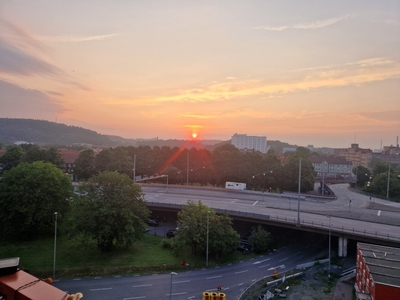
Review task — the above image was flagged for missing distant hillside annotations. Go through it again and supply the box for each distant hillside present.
[0,118,114,146]
[0,118,303,153]
[0,118,225,148]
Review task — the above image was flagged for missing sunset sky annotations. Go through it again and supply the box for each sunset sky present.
[1,1,399,149]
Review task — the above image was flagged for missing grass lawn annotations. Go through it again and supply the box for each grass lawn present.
[0,234,247,278]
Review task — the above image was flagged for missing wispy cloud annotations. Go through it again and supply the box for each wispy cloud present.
[0,80,66,117]
[252,26,288,31]
[37,34,119,43]
[290,57,394,73]
[0,38,60,76]
[254,15,352,31]
[145,58,400,104]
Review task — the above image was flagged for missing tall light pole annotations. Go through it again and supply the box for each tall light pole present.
[386,164,391,200]
[186,151,189,186]
[53,212,58,279]
[206,211,210,267]
[133,154,136,183]
[297,158,302,227]
[169,272,177,300]
[321,161,327,195]
[327,215,331,278]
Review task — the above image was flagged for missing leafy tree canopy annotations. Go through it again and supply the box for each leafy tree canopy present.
[0,161,73,240]
[173,200,239,259]
[68,171,150,252]
[0,146,24,173]
[249,225,273,253]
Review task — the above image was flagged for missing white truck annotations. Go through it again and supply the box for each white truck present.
[225,181,246,190]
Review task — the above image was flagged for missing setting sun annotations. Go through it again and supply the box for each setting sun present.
[192,133,198,139]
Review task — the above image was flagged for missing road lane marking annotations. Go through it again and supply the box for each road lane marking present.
[267,264,285,271]
[173,280,190,284]
[253,201,258,206]
[253,258,270,264]
[132,284,153,288]
[235,270,248,274]
[259,264,271,269]
[168,292,187,296]
[377,210,381,216]
[207,275,222,279]
[90,288,112,291]
[279,258,288,262]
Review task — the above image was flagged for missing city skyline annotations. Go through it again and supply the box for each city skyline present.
[1,1,399,149]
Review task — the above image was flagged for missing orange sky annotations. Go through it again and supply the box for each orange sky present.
[0,1,399,149]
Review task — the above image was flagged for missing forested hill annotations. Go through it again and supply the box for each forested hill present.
[0,118,299,152]
[0,118,114,146]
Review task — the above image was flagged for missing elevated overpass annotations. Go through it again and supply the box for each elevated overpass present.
[143,184,400,257]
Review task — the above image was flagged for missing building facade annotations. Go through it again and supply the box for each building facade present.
[231,134,267,154]
[334,144,372,168]
[355,242,400,300]
[309,155,353,181]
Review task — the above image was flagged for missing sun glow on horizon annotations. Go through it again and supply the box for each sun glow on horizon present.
[192,132,198,139]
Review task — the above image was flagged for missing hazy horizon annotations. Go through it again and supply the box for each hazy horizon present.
[1,1,399,150]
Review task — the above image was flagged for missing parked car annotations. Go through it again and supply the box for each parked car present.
[147,219,159,227]
[166,230,176,238]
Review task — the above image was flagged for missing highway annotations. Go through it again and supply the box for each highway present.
[54,242,319,300]
[143,183,400,243]
[53,184,400,299]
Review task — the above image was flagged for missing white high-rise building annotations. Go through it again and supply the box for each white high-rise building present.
[231,133,267,154]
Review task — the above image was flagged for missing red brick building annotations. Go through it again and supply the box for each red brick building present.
[58,149,80,180]
[356,242,400,300]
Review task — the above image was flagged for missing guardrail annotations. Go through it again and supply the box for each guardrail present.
[146,201,270,220]
[268,214,400,244]
[146,202,400,244]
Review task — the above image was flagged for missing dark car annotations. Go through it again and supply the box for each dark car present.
[166,230,176,238]
[147,219,159,227]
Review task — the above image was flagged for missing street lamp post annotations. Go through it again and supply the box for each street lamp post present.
[321,161,327,195]
[327,215,331,278]
[206,211,210,267]
[53,212,58,279]
[297,158,302,226]
[386,164,391,200]
[169,272,177,300]
[133,154,136,183]
[186,151,189,186]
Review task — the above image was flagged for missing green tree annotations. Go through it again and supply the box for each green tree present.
[73,149,95,180]
[353,165,370,187]
[44,147,64,168]
[0,161,73,240]
[21,145,45,163]
[0,146,24,172]
[282,152,315,192]
[248,225,273,253]
[207,213,239,259]
[174,200,239,259]
[296,146,311,157]
[68,171,149,252]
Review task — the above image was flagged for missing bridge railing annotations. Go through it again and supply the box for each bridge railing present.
[269,214,400,243]
[146,201,400,244]
[146,201,270,221]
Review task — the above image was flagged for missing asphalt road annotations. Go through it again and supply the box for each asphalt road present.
[53,183,400,299]
[53,241,320,300]
[142,183,400,242]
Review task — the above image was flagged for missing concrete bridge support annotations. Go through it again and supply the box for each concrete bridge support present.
[338,236,348,257]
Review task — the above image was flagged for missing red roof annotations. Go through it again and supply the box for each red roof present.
[0,270,69,300]
[58,149,80,164]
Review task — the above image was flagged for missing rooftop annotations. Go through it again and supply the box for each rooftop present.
[358,242,400,287]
